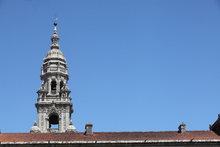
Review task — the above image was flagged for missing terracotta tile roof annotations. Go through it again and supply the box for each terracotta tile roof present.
[0,131,220,143]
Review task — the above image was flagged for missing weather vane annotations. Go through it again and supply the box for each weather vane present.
[54,14,58,26]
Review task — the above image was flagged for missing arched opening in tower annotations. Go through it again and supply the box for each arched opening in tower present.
[51,80,57,94]
[49,114,59,130]
[60,81,64,90]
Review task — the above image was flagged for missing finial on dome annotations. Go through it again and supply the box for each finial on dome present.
[50,18,60,49]
[53,23,57,33]
[34,121,37,126]
[70,119,73,125]
[53,17,58,33]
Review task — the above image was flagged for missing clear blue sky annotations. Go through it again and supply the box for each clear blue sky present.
[0,0,220,133]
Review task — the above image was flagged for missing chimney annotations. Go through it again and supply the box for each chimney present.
[85,122,93,135]
[178,122,186,133]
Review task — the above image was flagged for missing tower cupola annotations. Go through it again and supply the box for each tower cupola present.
[50,23,60,49]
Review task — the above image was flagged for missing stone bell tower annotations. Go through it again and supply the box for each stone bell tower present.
[30,23,76,133]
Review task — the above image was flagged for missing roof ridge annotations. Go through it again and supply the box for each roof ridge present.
[0,130,213,134]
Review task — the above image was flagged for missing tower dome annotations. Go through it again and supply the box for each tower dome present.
[44,48,66,61]
[30,121,40,133]
[41,23,68,77]
[66,120,77,132]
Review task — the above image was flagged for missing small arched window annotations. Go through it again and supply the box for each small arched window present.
[51,81,57,94]
[60,81,64,90]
